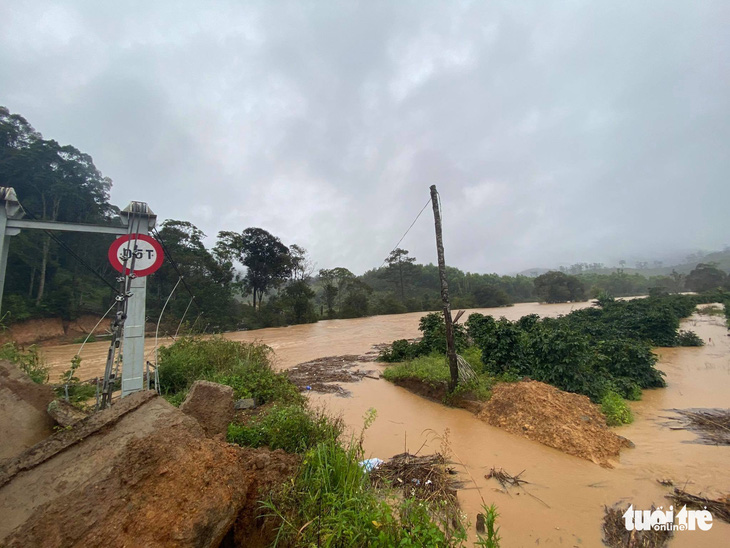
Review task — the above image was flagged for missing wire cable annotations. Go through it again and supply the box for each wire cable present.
[378,198,431,269]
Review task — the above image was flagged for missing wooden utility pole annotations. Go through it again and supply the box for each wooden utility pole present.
[430,185,459,392]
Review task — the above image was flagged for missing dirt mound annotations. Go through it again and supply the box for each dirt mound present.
[0,391,300,547]
[4,424,299,547]
[0,360,56,461]
[477,380,631,468]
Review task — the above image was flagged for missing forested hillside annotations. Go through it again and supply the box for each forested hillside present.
[2,106,729,334]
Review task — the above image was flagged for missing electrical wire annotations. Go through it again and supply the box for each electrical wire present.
[378,198,431,269]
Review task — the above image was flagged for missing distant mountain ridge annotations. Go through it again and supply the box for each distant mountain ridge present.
[517,249,730,278]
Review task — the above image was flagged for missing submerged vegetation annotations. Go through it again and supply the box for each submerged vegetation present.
[380,293,721,427]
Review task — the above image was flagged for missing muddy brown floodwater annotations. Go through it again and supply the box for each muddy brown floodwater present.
[41,302,730,546]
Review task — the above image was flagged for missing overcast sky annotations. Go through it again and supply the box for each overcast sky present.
[1,1,728,275]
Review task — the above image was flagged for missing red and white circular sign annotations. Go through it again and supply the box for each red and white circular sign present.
[108,234,164,277]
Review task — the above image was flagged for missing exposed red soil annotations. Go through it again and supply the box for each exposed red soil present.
[477,380,632,468]
[2,422,299,547]
[390,376,632,467]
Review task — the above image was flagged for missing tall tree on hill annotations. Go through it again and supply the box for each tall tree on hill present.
[534,271,586,303]
[384,248,417,301]
[318,268,339,317]
[150,220,237,329]
[216,228,291,310]
[685,263,727,292]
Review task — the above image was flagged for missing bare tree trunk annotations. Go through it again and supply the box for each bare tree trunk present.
[28,268,36,298]
[398,261,405,301]
[36,234,50,305]
[430,185,458,392]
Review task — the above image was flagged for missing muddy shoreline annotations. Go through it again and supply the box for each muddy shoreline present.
[37,303,730,546]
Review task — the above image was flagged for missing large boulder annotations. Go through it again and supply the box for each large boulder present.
[0,391,299,547]
[0,360,56,461]
[179,380,235,437]
[47,399,88,427]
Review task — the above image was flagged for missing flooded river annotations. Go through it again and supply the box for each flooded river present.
[41,302,730,546]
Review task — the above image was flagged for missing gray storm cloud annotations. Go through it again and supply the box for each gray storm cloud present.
[1,1,728,274]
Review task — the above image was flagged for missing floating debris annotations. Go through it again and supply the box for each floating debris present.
[666,408,730,445]
[602,504,672,548]
[667,488,730,524]
[287,354,379,396]
[485,467,529,490]
[370,452,462,505]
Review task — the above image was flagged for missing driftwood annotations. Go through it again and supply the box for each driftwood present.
[667,488,730,524]
[602,505,672,548]
[666,408,730,445]
[370,452,461,505]
[485,467,528,490]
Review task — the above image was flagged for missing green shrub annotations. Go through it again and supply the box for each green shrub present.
[227,404,343,453]
[157,336,301,404]
[601,391,634,426]
[378,312,467,362]
[56,355,96,404]
[675,330,704,347]
[0,342,49,384]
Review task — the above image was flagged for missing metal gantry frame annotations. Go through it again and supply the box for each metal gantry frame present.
[0,187,156,399]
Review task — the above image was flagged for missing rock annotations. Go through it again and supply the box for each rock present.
[179,381,234,437]
[47,399,88,428]
[476,513,486,533]
[0,391,299,548]
[234,398,256,410]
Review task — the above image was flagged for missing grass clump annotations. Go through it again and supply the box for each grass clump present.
[382,354,450,386]
[157,336,301,405]
[601,391,634,426]
[262,412,466,547]
[383,353,493,404]
[227,404,343,454]
[0,342,49,384]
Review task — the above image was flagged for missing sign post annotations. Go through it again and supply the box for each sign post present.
[109,205,160,398]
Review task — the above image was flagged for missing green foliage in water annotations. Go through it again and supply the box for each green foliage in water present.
[383,352,492,403]
[157,336,301,404]
[379,312,467,362]
[601,391,634,426]
[465,294,706,402]
[675,330,704,347]
[0,342,49,384]
[227,404,344,454]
